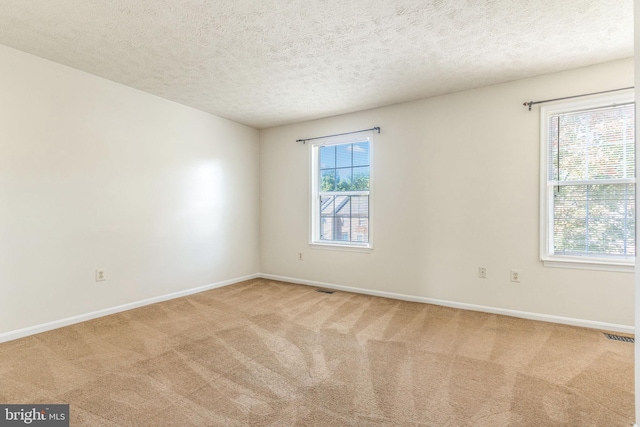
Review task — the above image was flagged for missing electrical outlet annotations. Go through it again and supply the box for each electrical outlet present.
[510,269,521,283]
[96,268,106,282]
[478,267,487,279]
[298,252,304,261]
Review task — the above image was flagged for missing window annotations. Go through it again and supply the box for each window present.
[310,132,372,248]
[540,91,635,270]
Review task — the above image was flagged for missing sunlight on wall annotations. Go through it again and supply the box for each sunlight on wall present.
[182,160,226,237]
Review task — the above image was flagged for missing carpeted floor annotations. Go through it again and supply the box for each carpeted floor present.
[0,278,634,426]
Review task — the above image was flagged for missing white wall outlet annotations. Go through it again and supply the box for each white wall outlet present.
[510,269,521,283]
[298,252,304,261]
[478,267,487,279]
[95,268,106,282]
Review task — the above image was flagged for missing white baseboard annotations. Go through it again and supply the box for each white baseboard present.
[260,273,635,335]
[0,273,260,344]
[1,272,633,344]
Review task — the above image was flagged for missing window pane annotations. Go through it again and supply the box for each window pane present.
[318,195,369,244]
[351,195,369,243]
[351,218,368,242]
[353,142,370,167]
[352,166,370,190]
[351,196,369,217]
[337,217,350,241]
[336,144,352,168]
[336,168,352,191]
[335,196,350,216]
[553,184,635,257]
[552,104,635,182]
[320,195,334,216]
[320,169,336,192]
[548,115,559,181]
[320,146,335,169]
[320,216,334,240]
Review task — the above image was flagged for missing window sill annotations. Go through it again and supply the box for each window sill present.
[542,257,634,273]
[310,242,372,253]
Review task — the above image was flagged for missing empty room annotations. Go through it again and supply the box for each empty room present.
[0,1,637,426]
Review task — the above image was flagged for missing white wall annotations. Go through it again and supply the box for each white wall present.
[260,58,634,327]
[0,42,632,340]
[0,45,260,336]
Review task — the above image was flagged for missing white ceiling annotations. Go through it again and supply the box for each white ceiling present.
[0,1,633,129]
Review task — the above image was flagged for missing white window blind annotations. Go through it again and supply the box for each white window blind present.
[542,98,635,266]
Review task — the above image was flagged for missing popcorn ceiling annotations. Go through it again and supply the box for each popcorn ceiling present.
[0,0,632,129]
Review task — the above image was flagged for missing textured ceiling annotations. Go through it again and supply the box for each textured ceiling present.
[0,1,633,129]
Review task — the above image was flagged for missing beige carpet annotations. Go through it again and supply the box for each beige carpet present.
[0,278,634,426]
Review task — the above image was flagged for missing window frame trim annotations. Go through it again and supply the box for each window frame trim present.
[309,131,374,251]
[538,90,635,272]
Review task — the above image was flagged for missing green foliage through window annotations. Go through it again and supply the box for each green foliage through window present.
[319,142,370,192]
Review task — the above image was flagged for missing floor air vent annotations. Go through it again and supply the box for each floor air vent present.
[604,333,634,343]
[316,289,335,294]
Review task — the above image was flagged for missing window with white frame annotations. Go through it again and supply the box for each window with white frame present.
[540,91,635,270]
[310,132,372,248]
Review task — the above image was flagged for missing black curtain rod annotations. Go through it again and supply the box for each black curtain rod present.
[297,127,380,144]
[523,87,634,111]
